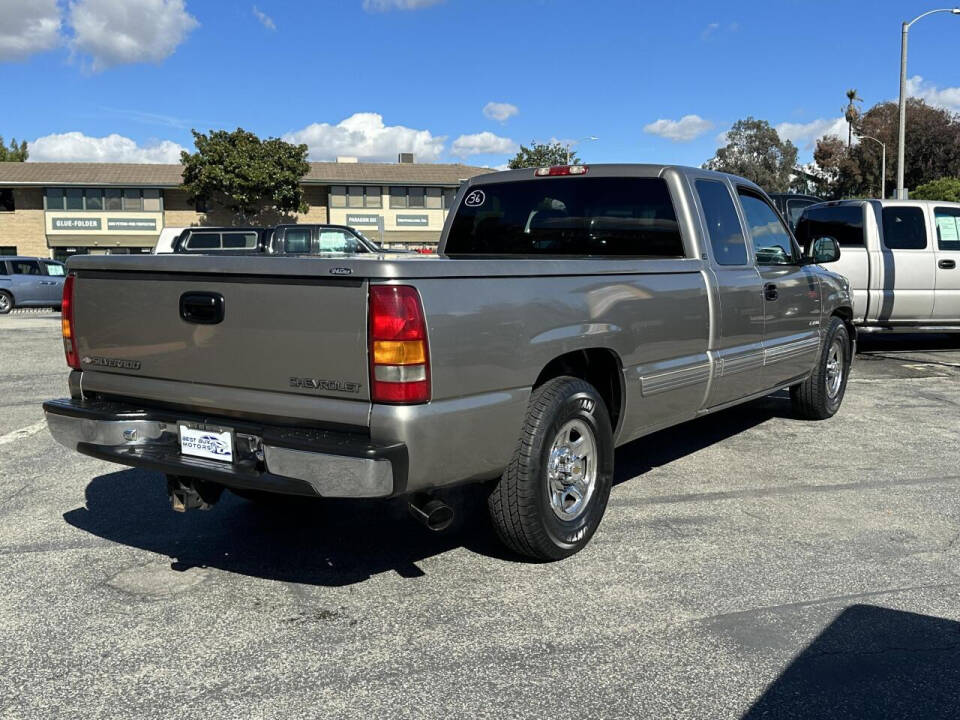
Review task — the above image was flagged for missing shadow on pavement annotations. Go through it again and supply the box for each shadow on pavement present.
[742,604,960,719]
[613,392,793,485]
[64,469,511,586]
[64,392,796,586]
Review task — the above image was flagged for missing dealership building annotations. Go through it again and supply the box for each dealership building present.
[0,157,493,259]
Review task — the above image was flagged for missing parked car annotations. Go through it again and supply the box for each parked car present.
[152,227,187,254]
[795,199,960,332]
[43,164,853,560]
[769,193,823,230]
[172,227,272,254]
[0,256,66,313]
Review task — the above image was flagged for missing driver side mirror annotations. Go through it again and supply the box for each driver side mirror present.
[805,236,840,264]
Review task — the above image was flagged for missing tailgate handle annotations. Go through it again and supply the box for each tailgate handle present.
[180,292,224,324]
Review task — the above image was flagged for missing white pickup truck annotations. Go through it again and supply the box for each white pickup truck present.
[796,199,960,332]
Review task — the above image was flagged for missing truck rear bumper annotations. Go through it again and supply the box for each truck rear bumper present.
[43,398,405,498]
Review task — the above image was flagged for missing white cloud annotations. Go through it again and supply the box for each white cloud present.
[252,5,276,30]
[700,22,719,39]
[483,101,519,123]
[450,131,517,157]
[362,0,444,11]
[28,132,186,163]
[775,117,848,150]
[643,115,714,142]
[0,0,62,61]
[284,113,446,162]
[906,75,960,113]
[69,0,199,72]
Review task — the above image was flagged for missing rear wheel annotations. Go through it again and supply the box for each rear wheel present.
[0,291,13,314]
[488,376,614,561]
[791,316,851,419]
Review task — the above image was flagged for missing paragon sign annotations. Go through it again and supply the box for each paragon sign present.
[346,214,381,226]
[52,218,101,230]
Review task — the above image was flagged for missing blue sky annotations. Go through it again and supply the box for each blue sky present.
[3,0,960,168]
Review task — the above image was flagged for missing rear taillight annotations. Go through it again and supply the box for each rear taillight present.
[61,274,80,370]
[534,165,589,176]
[369,285,430,404]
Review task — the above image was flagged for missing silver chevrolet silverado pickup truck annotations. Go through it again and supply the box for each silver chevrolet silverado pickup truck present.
[44,164,854,560]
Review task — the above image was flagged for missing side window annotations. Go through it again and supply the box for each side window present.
[222,232,258,249]
[12,260,42,275]
[795,205,865,248]
[695,179,748,266]
[933,207,960,251]
[42,261,66,276]
[185,233,220,250]
[882,207,927,250]
[786,199,816,229]
[284,228,312,253]
[737,190,796,265]
[318,230,362,253]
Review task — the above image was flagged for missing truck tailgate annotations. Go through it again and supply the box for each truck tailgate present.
[72,272,370,402]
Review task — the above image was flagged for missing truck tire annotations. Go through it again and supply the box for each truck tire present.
[790,316,851,420]
[488,376,614,561]
[0,291,13,314]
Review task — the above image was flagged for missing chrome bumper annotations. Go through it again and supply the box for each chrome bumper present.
[43,399,402,498]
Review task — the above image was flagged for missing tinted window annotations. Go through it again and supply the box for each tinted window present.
[12,260,42,275]
[318,230,363,253]
[934,207,960,251]
[695,179,747,266]
[284,228,312,253]
[123,189,142,211]
[185,233,220,250]
[105,189,122,211]
[85,189,103,210]
[222,232,258,249]
[46,189,64,210]
[882,206,927,250]
[786,199,817,228]
[446,178,683,257]
[0,189,14,211]
[42,261,65,276]
[65,188,84,210]
[795,205,865,248]
[0,261,7,274]
[738,191,796,265]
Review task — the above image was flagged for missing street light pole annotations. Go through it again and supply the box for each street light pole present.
[896,8,960,199]
[858,134,886,199]
[566,136,598,164]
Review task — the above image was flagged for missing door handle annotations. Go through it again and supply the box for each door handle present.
[764,282,779,301]
[179,292,225,324]
[939,259,957,269]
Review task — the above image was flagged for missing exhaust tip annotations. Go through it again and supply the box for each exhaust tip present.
[408,495,454,532]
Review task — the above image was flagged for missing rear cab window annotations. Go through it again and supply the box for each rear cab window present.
[445,177,684,257]
[182,231,259,251]
[795,205,865,248]
[934,207,960,251]
[882,207,927,250]
[695,179,748,266]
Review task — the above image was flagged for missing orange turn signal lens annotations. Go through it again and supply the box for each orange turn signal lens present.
[373,340,426,365]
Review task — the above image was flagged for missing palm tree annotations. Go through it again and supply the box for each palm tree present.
[844,89,862,147]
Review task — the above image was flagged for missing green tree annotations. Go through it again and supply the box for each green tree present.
[912,177,960,202]
[508,141,579,169]
[0,137,29,162]
[703,117,798,192]
[180,128,310,219]
[814,99,960,199]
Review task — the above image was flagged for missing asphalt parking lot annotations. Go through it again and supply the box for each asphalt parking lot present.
[1,310,959,719]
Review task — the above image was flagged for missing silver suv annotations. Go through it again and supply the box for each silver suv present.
[0,257,66,314]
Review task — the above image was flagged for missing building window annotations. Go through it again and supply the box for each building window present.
[408,187,425,208]
[65,188,84,210]
[442,188,456,209]
[123,189,142,211]
[390,187,407,208]
[0,246,16,256]
[143,189,161,211]
[46,188,64,210]
[364,186,382,208]
[85,189,103,210]
[105,189,122,211]
[330,186,346,208]
[425,187,442,209]
[347,186,364,208]
[194,196,209,213]
[0,189,13,212]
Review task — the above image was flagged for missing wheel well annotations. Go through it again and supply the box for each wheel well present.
[831,307,856,342]
[533,349,623,433]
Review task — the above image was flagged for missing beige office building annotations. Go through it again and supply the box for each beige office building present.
[0,157,493,259]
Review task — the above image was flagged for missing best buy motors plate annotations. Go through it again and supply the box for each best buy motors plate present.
[179,424,234,463]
